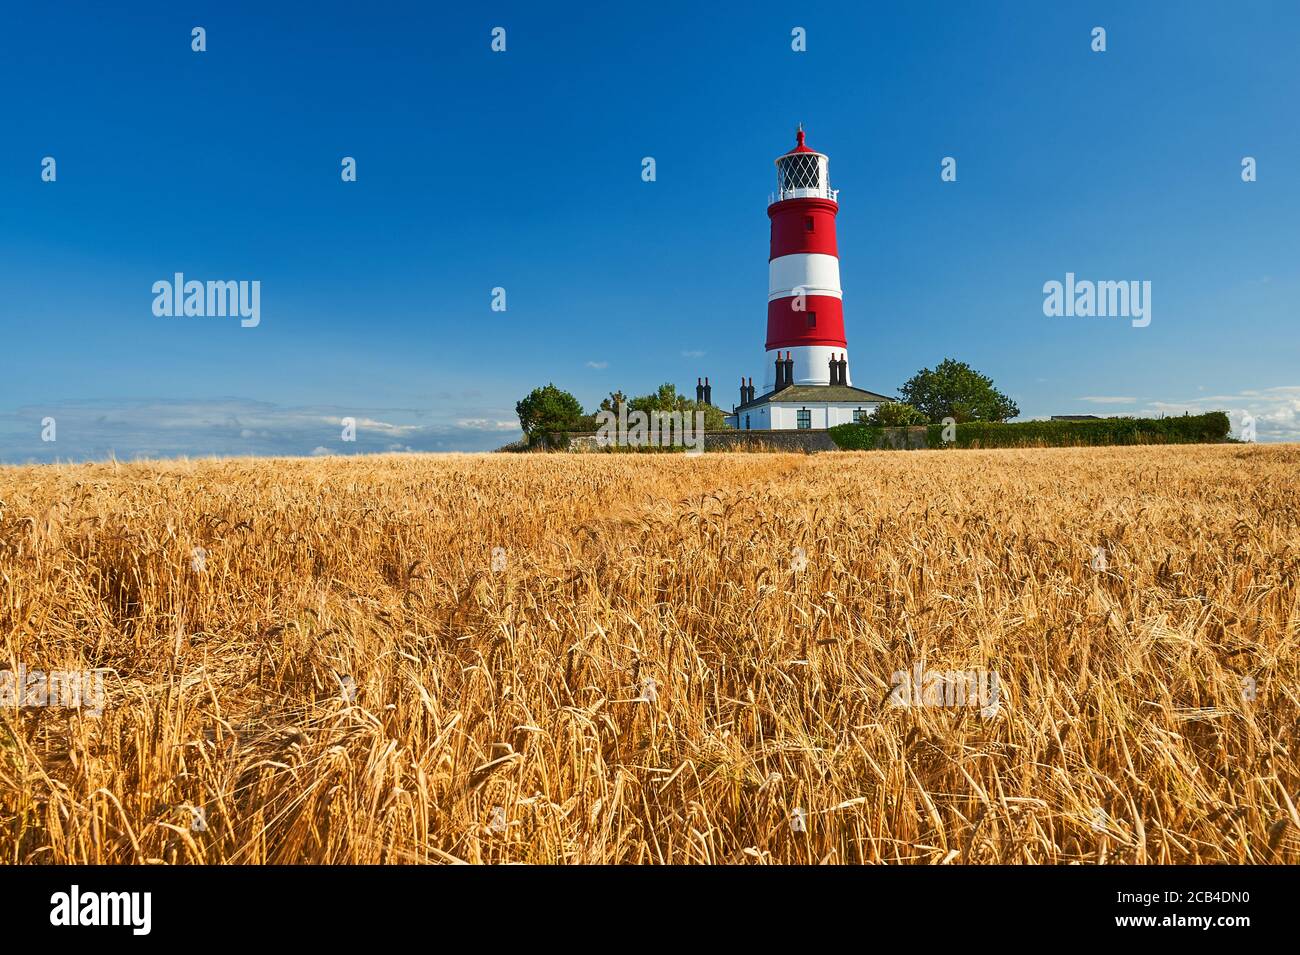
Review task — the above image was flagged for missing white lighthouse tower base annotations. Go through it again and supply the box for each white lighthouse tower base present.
[762,345,852,390]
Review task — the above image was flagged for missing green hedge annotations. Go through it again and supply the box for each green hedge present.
[823,425,927,450]
[829,412,1230,450]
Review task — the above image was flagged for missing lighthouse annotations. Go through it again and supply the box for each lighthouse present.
[724,127,891,431]
[765,124,848,390]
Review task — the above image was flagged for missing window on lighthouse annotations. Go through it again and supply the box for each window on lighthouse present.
[806,311,817,328]
[797,409,811,430]
[804,217,815,232]
[779,153,823,195]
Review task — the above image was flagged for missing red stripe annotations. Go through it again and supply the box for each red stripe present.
[766,295,847,349]
[769,198,839,260]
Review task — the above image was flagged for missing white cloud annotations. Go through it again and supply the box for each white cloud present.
[340,417,421,436]
[1079,396,1137,404]
[0,397,524,462]
[585,361,608,369]
[1144,385,1300,442]
[681,350,705,359]
[455,419,519,431]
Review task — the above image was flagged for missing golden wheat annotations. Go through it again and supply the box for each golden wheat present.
[0,444,1297,864]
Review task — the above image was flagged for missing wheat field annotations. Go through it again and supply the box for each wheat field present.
[0,444,1297,864]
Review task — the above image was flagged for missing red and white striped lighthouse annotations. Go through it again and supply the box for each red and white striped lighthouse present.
[764,125,849,390]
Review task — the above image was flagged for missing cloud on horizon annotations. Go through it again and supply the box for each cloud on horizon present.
[1065,386,1300,442]
[0,397,522,463]
[1142,386,1300,442]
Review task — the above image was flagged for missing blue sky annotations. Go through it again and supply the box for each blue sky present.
[2,0,1297,461]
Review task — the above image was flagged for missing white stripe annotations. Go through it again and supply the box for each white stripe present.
[762,345,851,390]
[768,253,842,302]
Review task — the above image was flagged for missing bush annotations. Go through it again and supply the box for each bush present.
[869,401,929,427]
[829,412,1231,451]
[825,425,928,450]
[827,424,886,450]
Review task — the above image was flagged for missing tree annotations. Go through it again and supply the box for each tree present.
[628,382,686,414]
[598,390,630,414]
[868,401,929,427]
[515,384,585,441]
[693,402,730,431]
[897,359,1019,423]
[626,382,729,430]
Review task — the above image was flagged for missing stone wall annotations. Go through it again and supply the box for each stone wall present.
[528,429,924,453]
[701,430,839,452]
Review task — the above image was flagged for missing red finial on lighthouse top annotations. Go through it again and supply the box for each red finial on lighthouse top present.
[787,123,815,155]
